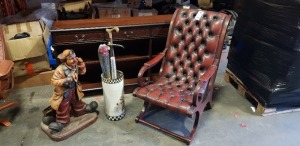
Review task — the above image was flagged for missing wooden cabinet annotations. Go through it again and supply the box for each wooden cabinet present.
[51,15,172,91]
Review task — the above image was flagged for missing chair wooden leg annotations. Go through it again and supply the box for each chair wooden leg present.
[135,101,151,123]
[188,111,201,142]
[0,101,17,127]
[205,96,214,110]
[205,87,214,110]
[0,119,11,126]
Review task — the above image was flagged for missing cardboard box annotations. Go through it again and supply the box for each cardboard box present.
[2,19,51,76]
[98,7,131,19]
[132,9,158,17]
[13,54,51,77]
[59,0,92,12]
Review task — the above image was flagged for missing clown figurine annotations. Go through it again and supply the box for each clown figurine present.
[41,49,98,140]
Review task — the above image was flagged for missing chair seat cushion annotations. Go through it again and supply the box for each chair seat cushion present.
[134,77,195,115]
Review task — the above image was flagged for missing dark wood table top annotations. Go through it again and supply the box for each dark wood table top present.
[51,15,173,31]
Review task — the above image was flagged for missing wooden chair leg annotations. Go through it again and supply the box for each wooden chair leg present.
[205,94,214,110]
[0,101,17,127]
[188,111,201,142]
[0,119,11,126]
[135,101,150,123]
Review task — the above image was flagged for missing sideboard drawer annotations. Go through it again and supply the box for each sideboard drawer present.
[111,27,150,40]
[151,25,169,37]
[52,30,105,44]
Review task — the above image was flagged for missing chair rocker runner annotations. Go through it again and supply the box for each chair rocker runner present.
[133,8,231,144]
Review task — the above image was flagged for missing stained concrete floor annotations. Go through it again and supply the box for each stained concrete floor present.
[1,49,300,146]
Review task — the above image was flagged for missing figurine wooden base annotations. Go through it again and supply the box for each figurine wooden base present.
[41,112,98,141]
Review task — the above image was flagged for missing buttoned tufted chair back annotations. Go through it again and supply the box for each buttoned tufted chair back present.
[162,9,226,83]
[133,8,231,144]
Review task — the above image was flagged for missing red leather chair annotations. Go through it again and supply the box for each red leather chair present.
[133,8,231,144]
[0,28,16,127]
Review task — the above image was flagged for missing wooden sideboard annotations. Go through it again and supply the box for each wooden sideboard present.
[51,15,173,91]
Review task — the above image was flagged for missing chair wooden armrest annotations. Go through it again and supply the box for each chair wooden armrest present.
[0,60,14,98]
[192,64,217,106]
[0,60,14,77]
[137,53,165,87]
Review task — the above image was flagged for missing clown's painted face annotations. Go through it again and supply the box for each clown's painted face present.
[66,52,78,68]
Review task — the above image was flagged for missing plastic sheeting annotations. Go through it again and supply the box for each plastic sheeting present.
[0,8,57,28]
[227,0,300,107]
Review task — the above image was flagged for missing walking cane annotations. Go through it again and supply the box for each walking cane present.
[106,27,119,79]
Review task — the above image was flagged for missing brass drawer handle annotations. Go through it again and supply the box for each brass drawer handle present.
[124,31,133,37]
[75,34,85,42]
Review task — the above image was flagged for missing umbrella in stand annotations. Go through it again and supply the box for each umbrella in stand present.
[98,44,111,78]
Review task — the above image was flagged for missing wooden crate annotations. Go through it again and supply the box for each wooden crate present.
[224,68,300,116]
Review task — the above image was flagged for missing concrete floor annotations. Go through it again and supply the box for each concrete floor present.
[1,49,300,146]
